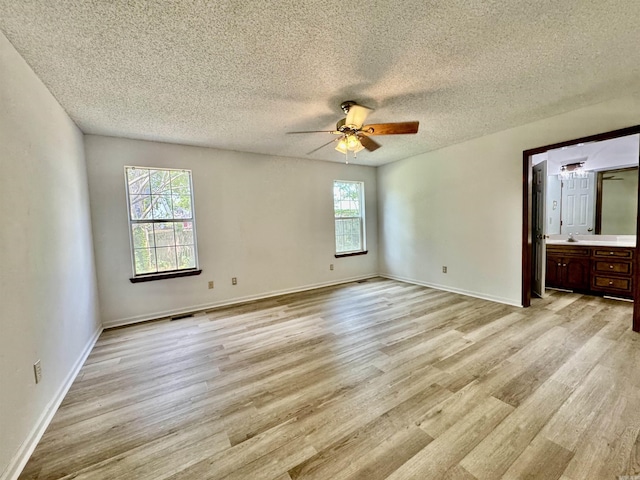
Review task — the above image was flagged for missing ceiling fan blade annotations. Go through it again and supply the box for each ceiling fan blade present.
[358,135,381,152]
[287,130,340,134]
[361,121,419,135]
[306,138,338,155]
[345,104,372,129]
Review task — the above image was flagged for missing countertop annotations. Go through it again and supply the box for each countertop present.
[546,235,636,248]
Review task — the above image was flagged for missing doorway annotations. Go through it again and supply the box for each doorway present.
[521,125,640,332]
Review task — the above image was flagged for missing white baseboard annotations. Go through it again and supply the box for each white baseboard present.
[379,273,522,307]
[2,326,103,480]
[103,274,379,329]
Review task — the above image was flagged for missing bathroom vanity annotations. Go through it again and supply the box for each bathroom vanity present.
[546,236,636,299]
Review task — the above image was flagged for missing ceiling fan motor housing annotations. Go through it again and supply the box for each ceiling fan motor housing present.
[340,100,357,115]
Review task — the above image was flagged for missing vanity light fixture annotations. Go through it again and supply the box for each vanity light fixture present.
[559,161,588,180]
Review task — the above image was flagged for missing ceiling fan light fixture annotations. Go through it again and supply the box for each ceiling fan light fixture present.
[347,134,361,150]
[335,134,364,154]
[335,137,348,154]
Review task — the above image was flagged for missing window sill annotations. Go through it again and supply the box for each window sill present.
[130,269,202,283]
[335,250,368,258]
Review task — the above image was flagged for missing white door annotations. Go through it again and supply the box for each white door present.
[532,161,547,298]
[560,172,595,235]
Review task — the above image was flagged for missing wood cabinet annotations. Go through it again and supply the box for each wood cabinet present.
[591,247,634,297]
[546,244,634,298]
[546,246,591,291]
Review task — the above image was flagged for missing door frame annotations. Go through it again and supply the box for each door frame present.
[521,125,640,332]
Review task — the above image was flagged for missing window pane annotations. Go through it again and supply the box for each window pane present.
[172,194,192,219]
[334,183,361,217]
[127,168,150,195]
[154,222,175,247]
[175,222,194,245]
[130,195,152,220]
[134,248,157,274]
[171,171,191,195]
[176,245,196,269]
[335,218,362,253]
[132,223,155,248]
[156,247,177,272]
[151,195,173,219]
[150,169,172,194]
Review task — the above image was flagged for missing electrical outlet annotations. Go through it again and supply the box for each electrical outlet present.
[442,266,448,273]
[330,264,334,271]
[33,360,42,384]
[232,277,237,285]
[208,280,214,289]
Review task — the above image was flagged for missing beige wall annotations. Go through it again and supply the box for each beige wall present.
[378,94,640,305]
[0,32,101,480]
[84,135,379,327]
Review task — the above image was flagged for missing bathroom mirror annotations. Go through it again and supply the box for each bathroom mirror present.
[538,134,640,235]
[596,167,638,234]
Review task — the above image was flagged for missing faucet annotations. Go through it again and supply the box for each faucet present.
[567,232,578,242]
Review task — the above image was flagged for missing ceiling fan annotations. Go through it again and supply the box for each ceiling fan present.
[288,101,419,161]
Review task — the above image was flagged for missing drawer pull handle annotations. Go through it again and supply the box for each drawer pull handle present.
[610,265,614,269]
[558,263,561,267]
[563,264,567,267]
[609,281,614,285]
[610,252,614,255]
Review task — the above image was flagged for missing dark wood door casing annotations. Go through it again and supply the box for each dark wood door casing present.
[521,125,640,333]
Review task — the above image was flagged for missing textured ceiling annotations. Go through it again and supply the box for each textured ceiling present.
[1,1,640,166]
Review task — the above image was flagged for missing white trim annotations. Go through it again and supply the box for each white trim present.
[103,274,379,328]
[333,180,366,254]
[603,295,634,302]
[2,327,103,480]
[379,273,522,308]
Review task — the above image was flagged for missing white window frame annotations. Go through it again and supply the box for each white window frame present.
[333,180,367,255]
[124,166,200,280]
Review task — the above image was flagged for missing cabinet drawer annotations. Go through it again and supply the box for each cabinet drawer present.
[593,260,632,275]
[546,246,590,257]
[592,248,634,259]
[592,275,632,293]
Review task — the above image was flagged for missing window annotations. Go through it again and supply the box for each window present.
[125,166,199,280]
[333,180,366,255]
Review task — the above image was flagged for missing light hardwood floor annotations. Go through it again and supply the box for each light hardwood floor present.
[18,278,640,479]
